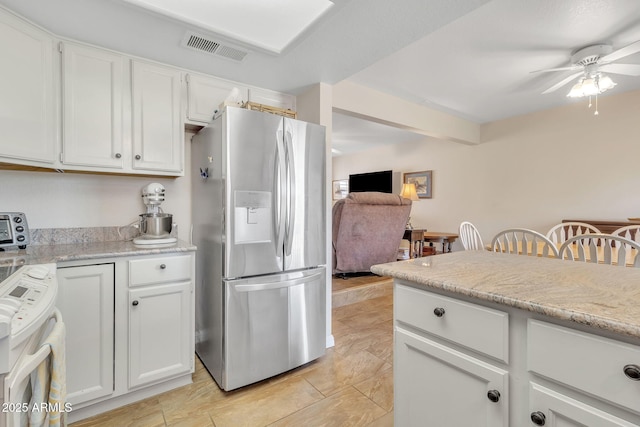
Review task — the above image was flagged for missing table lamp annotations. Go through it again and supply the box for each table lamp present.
[400,183,419,229]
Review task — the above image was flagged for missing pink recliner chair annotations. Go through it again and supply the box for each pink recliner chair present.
[332,192,412,276]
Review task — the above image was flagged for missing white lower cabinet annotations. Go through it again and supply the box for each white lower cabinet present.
[394,281,640,427]
[529,383,638,427]
[56,263,115,405]
[395,328,508,426]
[58,252,195,422]
[128,282,192,389]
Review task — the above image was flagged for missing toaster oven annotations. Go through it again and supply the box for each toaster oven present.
[0,213,30,250]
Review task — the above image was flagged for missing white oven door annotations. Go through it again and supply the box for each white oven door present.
[2,309,64,427]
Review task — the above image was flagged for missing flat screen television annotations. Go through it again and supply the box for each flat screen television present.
[348,170,393,194]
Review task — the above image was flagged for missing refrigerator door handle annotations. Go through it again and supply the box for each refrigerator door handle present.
[275,130,287,254]
[234,271,323,292]
[284,130,296,257]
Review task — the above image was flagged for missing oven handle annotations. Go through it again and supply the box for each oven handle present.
[4,308,63,402]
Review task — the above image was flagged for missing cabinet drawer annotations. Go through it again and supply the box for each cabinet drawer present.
[395,284,509,362]
[528,320,640,414]
[129,255,192,287]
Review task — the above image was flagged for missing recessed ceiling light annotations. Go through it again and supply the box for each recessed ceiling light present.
[119,0,335,54]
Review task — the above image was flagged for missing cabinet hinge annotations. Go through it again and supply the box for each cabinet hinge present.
[59,152,63,162]
[185,74,190,84]
[58,42,63,53]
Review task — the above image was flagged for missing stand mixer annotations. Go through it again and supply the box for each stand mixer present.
[132,183,177,245]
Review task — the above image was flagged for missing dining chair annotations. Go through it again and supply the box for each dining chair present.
[491,228,559,258]
[558,233,640,267]
[611,225,640,246]
[459,221,485,251]
[546,222,601,245]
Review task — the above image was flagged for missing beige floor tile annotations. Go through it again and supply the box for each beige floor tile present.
[210,376,324,427]
[334,319,392,357]
[365,411,394,427]
[71,398,165,427]
[302,349,390,396]
[332,317,357,339]
[270,386,387,427]
[159,382,226,425]
[166,413,214,427]
[354,364,394,412]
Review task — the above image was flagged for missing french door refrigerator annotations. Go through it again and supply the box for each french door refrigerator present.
[191,107,326,391]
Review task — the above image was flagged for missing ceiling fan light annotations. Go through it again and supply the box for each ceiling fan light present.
[598,75,616,92]
[581,78,600,96]
[567,81,585,98]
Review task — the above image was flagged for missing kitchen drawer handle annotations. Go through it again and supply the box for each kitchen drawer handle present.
[487,390,500,403]
[132,300,139,306]
[530,411,546,426]
[135,154,141,160]
[115,153,122,159]
[623,364,640,380]
[160,264,167,269]
[433,307,445,317]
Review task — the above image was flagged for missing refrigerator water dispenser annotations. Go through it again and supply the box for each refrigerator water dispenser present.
[234,190,272,244]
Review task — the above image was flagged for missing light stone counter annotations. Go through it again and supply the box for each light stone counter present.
[371,250,640,339]
[0,239,196,267]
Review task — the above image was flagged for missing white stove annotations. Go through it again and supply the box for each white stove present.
[0,264,58,374]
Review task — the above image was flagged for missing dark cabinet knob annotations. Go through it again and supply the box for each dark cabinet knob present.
[623,364,640,380]
[487,390,500,403]
[433,307,445,317]
[132,300,139,306]
[135,154,141,160]
[160,264,166,269]
[115,153,122,159]
[530,411,546,426]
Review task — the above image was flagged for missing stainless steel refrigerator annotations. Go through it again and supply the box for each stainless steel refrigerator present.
[191,107,326,391]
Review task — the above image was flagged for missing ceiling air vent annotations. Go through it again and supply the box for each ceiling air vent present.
[182,32,248,62]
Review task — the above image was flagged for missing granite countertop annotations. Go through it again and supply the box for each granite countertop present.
[0,239,197,267]
[371,251,640,339]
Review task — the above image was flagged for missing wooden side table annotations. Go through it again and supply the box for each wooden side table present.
[403,229,426,258]
[423,231,458,253]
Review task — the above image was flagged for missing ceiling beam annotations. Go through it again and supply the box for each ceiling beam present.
[332,80,481,145]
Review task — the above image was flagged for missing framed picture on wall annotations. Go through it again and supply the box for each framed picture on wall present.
[332,179,348,200]
[403,171,432,199]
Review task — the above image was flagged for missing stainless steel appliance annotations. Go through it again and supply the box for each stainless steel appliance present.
[0,213,29,250]
[191,107,326,391]
[133,183,177,246]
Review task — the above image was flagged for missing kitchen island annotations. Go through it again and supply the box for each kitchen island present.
[371,251,640,427]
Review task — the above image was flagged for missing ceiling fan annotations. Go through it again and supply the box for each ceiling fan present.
[533,40,640,96]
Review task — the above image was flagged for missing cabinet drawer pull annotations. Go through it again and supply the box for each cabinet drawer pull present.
[623,364,640,380]
[132,300,139,306]
[487,390,500,403]
[135,154,141,160]
[160,264,167,269]
[115,153,122,159]
[433,307,445,317]
[530,411,546,425]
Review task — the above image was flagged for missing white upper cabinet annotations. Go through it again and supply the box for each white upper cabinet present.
[0,9,56,166]
[186,73,247,124]
[61,42,125,169]
[132,60,183,174]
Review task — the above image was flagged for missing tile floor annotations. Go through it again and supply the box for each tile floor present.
[71,275,394,427]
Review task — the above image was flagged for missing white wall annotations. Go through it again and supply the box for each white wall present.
[0,131,194,242]
[333,89,640,250]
